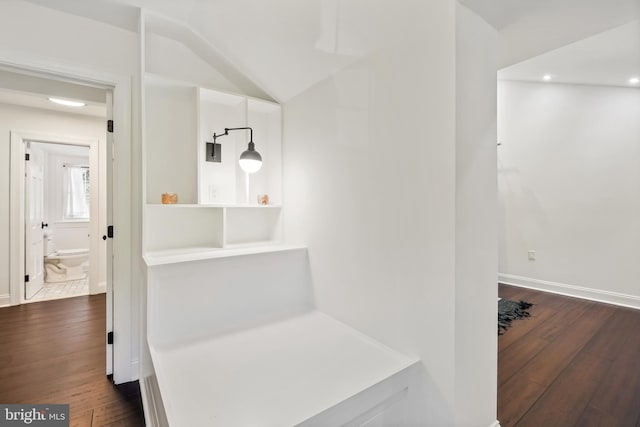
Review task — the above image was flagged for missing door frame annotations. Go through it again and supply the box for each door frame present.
[12,134,101,302]
[1,57,136,384]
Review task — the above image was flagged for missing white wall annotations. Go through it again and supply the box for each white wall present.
[0,0,140,383]
[43,152,91,252]
[144,81,198,204]
[455,5,498,427]
[284,2,497,425]
[498,81,640,306]
[0,103,105,297]
[0,0,137,77]
[0,0,501,411]
[145,32,241,93]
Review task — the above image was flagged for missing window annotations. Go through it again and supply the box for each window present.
[63,165,90,220]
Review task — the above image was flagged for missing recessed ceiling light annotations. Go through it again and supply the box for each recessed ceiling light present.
[48,97,86,107]
[543,74,553,81]
[630,77,640,85]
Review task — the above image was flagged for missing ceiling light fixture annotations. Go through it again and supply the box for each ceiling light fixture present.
[629,77,640,85]
[207,127,262,173]
[542,74,552,82]
[48,97,86,107]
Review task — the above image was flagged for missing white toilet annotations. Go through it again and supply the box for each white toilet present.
[44,231,89,283]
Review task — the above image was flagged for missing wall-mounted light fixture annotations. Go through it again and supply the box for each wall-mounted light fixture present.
[206,127,263,173]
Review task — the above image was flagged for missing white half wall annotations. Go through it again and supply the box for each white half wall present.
[498,81,640,304]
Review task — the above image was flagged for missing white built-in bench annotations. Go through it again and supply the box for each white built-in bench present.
[144,246,420,426]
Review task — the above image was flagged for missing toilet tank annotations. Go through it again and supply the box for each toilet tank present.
[44,231,55,256]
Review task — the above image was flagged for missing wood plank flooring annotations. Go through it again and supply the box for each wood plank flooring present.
[0,295,145,426]
[498,284,640,427]
[5,285,638,427]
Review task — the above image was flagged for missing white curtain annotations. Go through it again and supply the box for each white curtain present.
[65,166,90,219]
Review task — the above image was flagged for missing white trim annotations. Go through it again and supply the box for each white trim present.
[140,374,170,427]
[499,273,640,310]
[9,132,25,306]
[0,55,136,384]
[94,281,107,295]
[130,359,140,382]
[488,421,501,427]
[0,294,10,307]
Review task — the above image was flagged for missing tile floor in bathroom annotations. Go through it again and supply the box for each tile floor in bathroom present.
[29,278,89,302]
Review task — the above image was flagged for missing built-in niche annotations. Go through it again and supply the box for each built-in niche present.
[143,74,283,255]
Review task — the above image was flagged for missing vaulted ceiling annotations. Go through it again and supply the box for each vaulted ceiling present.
[21,0,640,98]
[499,20,640,88]
[459,0,640,68]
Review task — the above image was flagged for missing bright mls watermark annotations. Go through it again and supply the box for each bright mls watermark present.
[0,405,69,426]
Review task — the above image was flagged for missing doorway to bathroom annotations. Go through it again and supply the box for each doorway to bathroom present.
[3,65,115,376]
[23,140,101,302]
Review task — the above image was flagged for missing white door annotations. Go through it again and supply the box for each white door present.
[25,144,45,299]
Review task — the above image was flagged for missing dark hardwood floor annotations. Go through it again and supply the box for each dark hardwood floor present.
[5,286,638,426]
[0,295,145,426]
[498,284,640,427]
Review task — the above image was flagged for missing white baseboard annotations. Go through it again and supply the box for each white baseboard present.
[141,374,169,427]
[499,273,640,310]
[90,281,107,295]
[488,421,501,427]
[0,294,11,307]
[130,359,139,380]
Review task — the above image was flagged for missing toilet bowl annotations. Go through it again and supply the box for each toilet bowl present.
[43,231,89,282]
[45,249,89,283]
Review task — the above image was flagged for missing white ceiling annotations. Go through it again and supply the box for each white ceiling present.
[0,88,107,117]
[24,0,379,101]
[21,0,640,98]
[139,0,383,102]
[0,68,106,117]
[498,21,640,88]
[31,141,90,158]
[460,0,640,68]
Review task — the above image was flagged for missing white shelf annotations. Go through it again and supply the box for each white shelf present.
[149,310,419,426]
[224,204,282,209]
[143,77,284,262]
[144,243,305,266]
[145,203,281,208]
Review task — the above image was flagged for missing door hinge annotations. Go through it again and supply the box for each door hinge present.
[25,153,30,161]
[107,225,114,238]
[107,119,114,133]
[25,274,29,282]
[107,331,114,345]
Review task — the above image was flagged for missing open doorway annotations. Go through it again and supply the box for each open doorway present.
[496,18,640,426]
[24,140,97,302]
[1,66,115,377]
